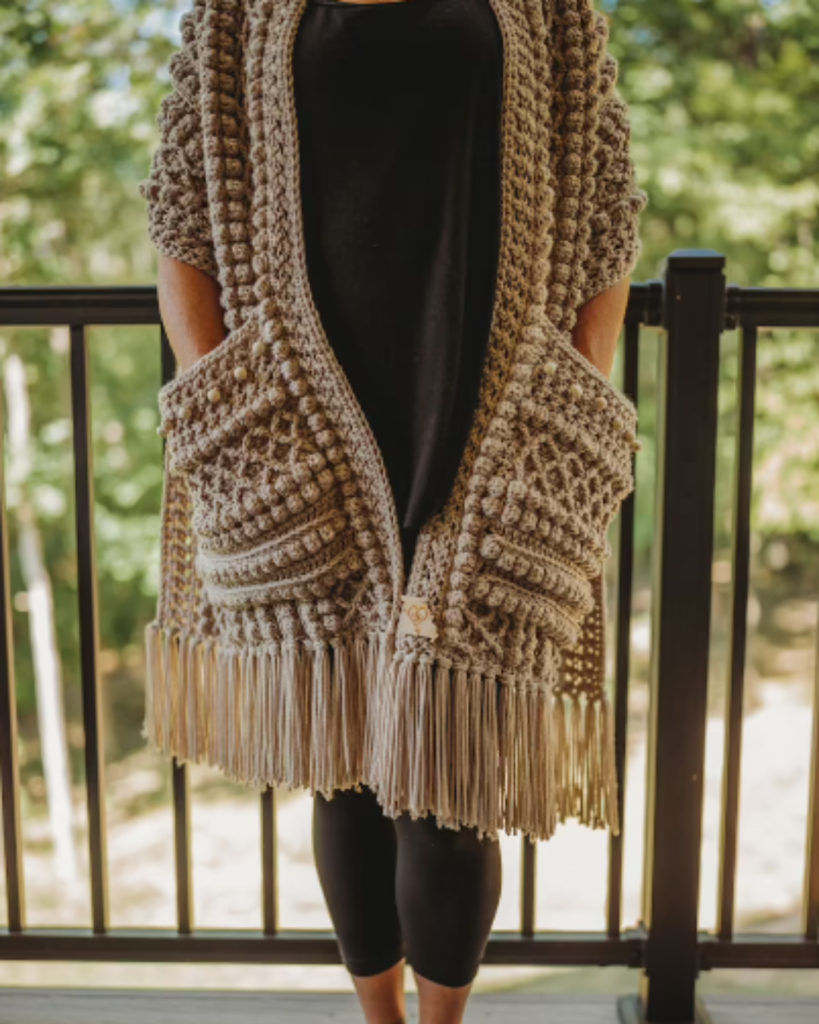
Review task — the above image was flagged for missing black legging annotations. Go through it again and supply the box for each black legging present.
[313,784,502,988]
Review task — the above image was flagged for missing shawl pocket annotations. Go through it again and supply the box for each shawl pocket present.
[156,308,365,611]
[464,318,638,652]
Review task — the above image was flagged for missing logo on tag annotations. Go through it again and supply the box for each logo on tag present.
[397,594,438,639]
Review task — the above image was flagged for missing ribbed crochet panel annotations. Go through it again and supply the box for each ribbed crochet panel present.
[140,0,649,842]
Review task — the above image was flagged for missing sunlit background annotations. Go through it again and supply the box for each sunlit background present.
[1,0,817,999]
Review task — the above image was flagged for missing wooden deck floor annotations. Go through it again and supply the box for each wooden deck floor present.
[0,990,816,1023]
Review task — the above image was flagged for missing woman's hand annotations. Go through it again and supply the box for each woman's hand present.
[570,276,631,379]
[157,254,226,372]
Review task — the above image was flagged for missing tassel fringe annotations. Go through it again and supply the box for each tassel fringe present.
[143,623,620,842]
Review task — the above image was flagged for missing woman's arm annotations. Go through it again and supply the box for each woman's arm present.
[139,0,223,370]
[569,29,648,375]
[158,254,226,372]
[570,275,631,380]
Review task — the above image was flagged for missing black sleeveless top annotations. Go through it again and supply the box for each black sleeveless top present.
[293,0,503,571]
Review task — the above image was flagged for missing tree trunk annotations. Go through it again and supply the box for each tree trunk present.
[4,352,77,880]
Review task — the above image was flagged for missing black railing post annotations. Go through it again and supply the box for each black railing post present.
[0,386,25,932]
[261,787,279,936]
[628,251,725,1023]
[607,315,642,939]
[804,596,819,940]
[160,325,196,936]
[70,324,110,933]
[521,839,536,938]
[717,325,758,940]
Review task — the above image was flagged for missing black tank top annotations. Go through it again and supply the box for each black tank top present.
[293,0,503,571]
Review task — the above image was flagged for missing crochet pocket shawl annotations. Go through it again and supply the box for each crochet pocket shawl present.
[139,0,649,842]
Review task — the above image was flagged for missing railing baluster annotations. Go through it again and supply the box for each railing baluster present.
[173,763,194,934]
[607,318,640,939]
[0,387,25,933]
[521,838,536,938]
[261,787,278,935]
[159,325,195,935]
[717,326,758,941]
[69,323,109,934]
[803,601,819,940]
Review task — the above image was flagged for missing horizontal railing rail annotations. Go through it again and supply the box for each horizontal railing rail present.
[1,251,818,1023]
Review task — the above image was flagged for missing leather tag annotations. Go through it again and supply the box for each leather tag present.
[397,594,438,639]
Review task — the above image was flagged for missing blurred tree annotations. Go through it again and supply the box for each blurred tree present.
[607,0,819,288]
[0,0,185,286]
[0,0,173,762]
[602,0,819,546]
[4,351,77,877]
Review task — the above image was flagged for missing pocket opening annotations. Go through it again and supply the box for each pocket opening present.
[549,323,636,419]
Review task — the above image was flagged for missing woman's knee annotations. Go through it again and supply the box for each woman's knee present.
[394,813,502,988]
[313,785,404,980]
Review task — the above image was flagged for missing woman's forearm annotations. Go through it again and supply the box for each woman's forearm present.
[157,254,630,380]
[570,275,631,379]
[157,254,227,372]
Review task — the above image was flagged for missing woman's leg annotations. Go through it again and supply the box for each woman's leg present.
[313,785,407,1024]
[394,813,502,1024]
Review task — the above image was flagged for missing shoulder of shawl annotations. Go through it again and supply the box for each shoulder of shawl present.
[544,2,621,98]
[171,0,249,109]
[592,9,628,105]
[162,2,206,109]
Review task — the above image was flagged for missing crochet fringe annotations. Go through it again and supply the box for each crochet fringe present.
[143,623,619,843]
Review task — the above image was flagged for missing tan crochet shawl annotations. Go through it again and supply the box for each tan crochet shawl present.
[139,0,648,842]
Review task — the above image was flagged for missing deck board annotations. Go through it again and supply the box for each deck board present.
[0,989,814,1023]
[705,996,818,1024]
[0,991,618,1023]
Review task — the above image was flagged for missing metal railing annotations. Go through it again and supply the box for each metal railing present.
[0,250,817,1023]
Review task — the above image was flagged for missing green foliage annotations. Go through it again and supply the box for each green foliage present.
[610,0,819,289]
[0,0,179,738]
[603,0,819,547]
[0,0,184,285]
